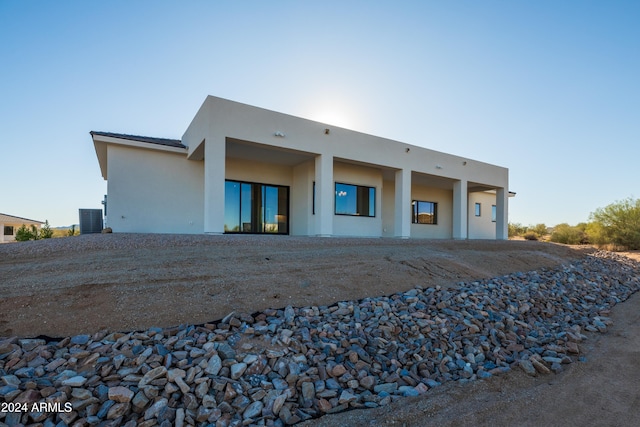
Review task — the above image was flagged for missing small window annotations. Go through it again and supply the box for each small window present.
[412,200,438,224]
[492,205,497,222]
[335,183,375,217]
[475,203,481,217]
[312,181,315,215]
[4,226,14,236]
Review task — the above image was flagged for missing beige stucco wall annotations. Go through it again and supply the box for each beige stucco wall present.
[468,191,498,239]
[410,186,454,239]
[225,157,293,186]
[332,161,383,237]
[106,145,204,234]
[291,160,314,236]
[185,96,508,187]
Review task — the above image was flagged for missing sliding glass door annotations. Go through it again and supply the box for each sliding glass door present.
[224,180,289,234]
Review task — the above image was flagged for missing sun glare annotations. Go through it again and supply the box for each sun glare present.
[310,109,355,129]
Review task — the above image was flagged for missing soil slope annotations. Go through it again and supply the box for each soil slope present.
[1,234,592,338]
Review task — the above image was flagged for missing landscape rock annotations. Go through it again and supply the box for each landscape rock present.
[0,251,638,426]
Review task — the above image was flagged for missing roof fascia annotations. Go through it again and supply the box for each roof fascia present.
[92,134,188,180]
[94,135,188,154]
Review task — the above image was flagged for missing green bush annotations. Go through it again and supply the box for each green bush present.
[550,223,588,245]
[15,224,34,241]
[41,220,53,239]
[67,224,77,237]
[523,231,538,241]
[589,198,640,250]
[509,223,527,238]
[532,223,548,238]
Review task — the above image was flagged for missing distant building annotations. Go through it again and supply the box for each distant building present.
[91,96,513,239]
[0,213,44,243]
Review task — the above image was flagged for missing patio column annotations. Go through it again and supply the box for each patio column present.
[394,169,411,238]
[315,154,334,237]
[204,137,226,234]
[496,187,508,240]
[453,179,468,239]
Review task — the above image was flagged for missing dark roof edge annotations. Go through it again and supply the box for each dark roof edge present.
[0,213,45,224]
[90,131,186,149]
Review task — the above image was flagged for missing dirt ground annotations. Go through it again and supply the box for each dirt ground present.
[1,234,639,426]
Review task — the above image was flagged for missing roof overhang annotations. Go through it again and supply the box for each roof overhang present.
[0,213,44,225]
[91,132,188,180]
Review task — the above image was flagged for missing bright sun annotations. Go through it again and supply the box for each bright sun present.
[310,109,355,129]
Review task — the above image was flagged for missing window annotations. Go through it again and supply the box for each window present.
[492,205,497,222]
[475,203,481,217]
[312,181,315,215]
[4,226,14,236]
[412,200,437,224]
[224,180,289,234]
[335,183,375,217]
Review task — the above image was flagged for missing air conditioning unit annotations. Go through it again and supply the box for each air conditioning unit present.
[79,209,104,234]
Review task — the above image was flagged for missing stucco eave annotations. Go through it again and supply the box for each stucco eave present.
[92,134,189,179]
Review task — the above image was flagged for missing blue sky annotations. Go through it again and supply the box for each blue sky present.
[1,1,638,228]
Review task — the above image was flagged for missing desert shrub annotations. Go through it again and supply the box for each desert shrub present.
[67,225,77,237]
[509,223,527,238]
[523,231,538,241]
[589,198,640,250]
[41,220,53,239]
[550,223,587,245]
[15,225,33,241]
[531,223,548,238]
[14,224,44,241]
[585,221,606,246]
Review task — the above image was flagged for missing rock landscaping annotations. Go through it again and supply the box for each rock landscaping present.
[1,250,639,427]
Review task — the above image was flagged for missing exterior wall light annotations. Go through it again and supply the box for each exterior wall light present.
[275,131,285,137]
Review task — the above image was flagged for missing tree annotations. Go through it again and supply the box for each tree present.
[589,198,640,250]
[41,220,53,239]
[30,225,40,240]
[67,224,77,237]
[15,224,34,241]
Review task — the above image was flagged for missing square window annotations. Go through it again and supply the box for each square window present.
[335,183,375,217]
[412,200,437,224]
[3,226,14,236]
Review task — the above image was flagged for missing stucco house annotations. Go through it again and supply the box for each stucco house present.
[92,96,513,239]
[0,213,44,243]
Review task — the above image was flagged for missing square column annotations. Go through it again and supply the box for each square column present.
[453,179,468,240]
[394,169,411,238]
[496,187,508,240]
[204,137,226,234]
[314,154,334,237]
